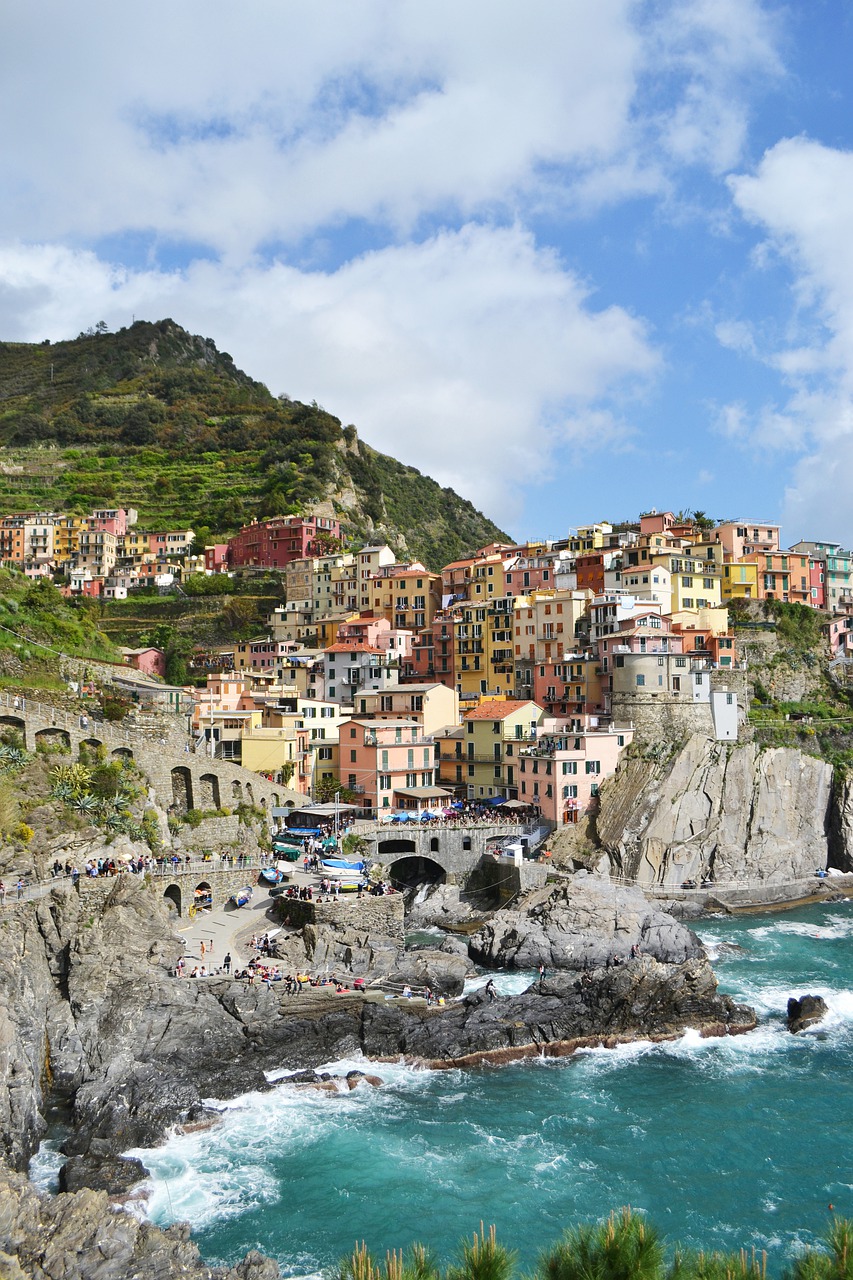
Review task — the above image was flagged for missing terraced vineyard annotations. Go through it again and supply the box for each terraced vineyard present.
[0,320,508,569]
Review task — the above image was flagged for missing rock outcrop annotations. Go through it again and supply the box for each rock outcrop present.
[0,1163,281,1279]
[596,735,833,887]
[0,876,754,1188]
[467,876,702,971]
[786,994,829,1034]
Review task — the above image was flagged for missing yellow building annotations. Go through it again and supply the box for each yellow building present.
[461,699,544,800]
[512,590,590,664]
[367,564,442,631]
[354,683,460,737]
[721,561,759,601]
[566,523,612,553]
[648,550,723,612]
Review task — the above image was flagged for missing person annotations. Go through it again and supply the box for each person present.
[0,881,5,906]
[485,978,497,1002]
[209,938,214,953]
[16,879,24,901]
[538,962,546,985]
[200,941,206,959]
[223,952,232,974]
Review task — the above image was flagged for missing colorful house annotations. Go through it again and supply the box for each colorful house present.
[461,700,544,801]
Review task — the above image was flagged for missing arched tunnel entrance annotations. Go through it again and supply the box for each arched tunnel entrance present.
[386,855,447,888]
[163,883,182,915]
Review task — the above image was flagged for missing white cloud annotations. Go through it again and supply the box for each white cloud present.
[728,137,853,545]
[0,1,783,255]
[0,227,659,525]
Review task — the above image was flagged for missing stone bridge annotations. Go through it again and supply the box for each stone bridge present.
[0,691,306,819]
[361,822,548,886]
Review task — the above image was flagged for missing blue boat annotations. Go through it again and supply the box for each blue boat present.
[230,885,254,908]
[259,867,286,885]
[321,857,365,872]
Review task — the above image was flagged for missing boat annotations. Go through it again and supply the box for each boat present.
[230,885,254,908]
[319,864,364,882]
[272,842,303,862]
[259,867,286,885]
[320,857,365,872]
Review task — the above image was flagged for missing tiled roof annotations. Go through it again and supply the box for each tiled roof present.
[463,700,538,721]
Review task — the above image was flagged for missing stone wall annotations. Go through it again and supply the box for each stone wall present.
[272,892,405,941]
[75,866,262,915]
[0,691,306,836]
[611,669,751,747]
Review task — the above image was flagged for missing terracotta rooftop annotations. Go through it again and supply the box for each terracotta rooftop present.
[464,700,538,721]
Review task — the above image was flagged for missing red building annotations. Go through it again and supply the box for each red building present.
[227,516,341,570]
[810,558,826,609]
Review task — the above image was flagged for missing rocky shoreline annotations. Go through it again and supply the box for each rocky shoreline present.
[0,872,757,1278]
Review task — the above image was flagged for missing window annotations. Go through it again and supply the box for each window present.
[585,760,600,774]
[636,674,645,687]
[563,785,578,799]
[379,774,391,790]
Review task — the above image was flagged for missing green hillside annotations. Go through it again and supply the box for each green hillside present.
[0,320,508,569]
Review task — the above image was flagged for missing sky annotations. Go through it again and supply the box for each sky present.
[3,2,853,546]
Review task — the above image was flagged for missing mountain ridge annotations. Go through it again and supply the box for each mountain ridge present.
[0,319,509,570]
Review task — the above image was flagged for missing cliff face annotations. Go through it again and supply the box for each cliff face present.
[596,735,834,887]
[0,875,754,1188]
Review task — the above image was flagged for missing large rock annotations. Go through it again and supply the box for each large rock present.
[786,994,828,1034]
[467,875,702,971]
[597,735,833,887]
[0,876,753,1198]
[0,1161,282,1279]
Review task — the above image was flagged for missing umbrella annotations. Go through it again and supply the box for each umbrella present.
[490,797,506,806]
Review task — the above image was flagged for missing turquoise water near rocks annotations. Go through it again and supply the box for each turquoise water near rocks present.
[116,902,853,1272]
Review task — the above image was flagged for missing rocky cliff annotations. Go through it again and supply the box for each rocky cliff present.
[0,876,753,1189]
[595,734,833,887]
[468,875,701,970]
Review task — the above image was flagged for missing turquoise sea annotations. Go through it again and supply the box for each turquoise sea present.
[32,901,853,1273]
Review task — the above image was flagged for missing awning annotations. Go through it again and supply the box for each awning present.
[393,786,452,800]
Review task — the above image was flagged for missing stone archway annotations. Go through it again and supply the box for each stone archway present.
[198,773,221,809]
[386,855,446,887]
[163,883,182,915]
[245,782,255,805]
[231,780,243,803]
[35,727,71,752]
[171,766,194,813]
[79,737,104,756]
[193,881,212,911]
[112,747,133,761]
[0,716,26,737]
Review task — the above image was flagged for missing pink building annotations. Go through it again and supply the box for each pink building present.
[205,543,229,573]
[715,521,781,561]
[89,508,136,536]
[339,717,442,814]
[191,673,255,732]
[336,615,413,660]
[518,724,632,826]
[121,647,166,679]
